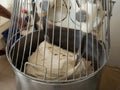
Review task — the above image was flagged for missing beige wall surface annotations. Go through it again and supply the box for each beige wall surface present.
[108,0,120,67]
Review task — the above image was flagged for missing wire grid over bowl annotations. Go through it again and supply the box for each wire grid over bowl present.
[6,0,114,83]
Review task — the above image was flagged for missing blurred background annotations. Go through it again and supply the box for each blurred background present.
[108,0,120,67]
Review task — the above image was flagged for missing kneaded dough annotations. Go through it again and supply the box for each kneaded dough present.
[25,41,90,80]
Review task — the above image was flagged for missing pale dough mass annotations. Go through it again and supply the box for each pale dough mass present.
[25,41,92,80]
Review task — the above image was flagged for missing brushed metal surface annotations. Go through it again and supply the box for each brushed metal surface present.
[14,70,101,90]
[6,31,106,90]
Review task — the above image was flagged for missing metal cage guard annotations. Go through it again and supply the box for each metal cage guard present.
[6,0,115,90]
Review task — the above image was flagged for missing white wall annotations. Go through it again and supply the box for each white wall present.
[0,0,12,27]
[0,0,12,8]
[107,0,120,67]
